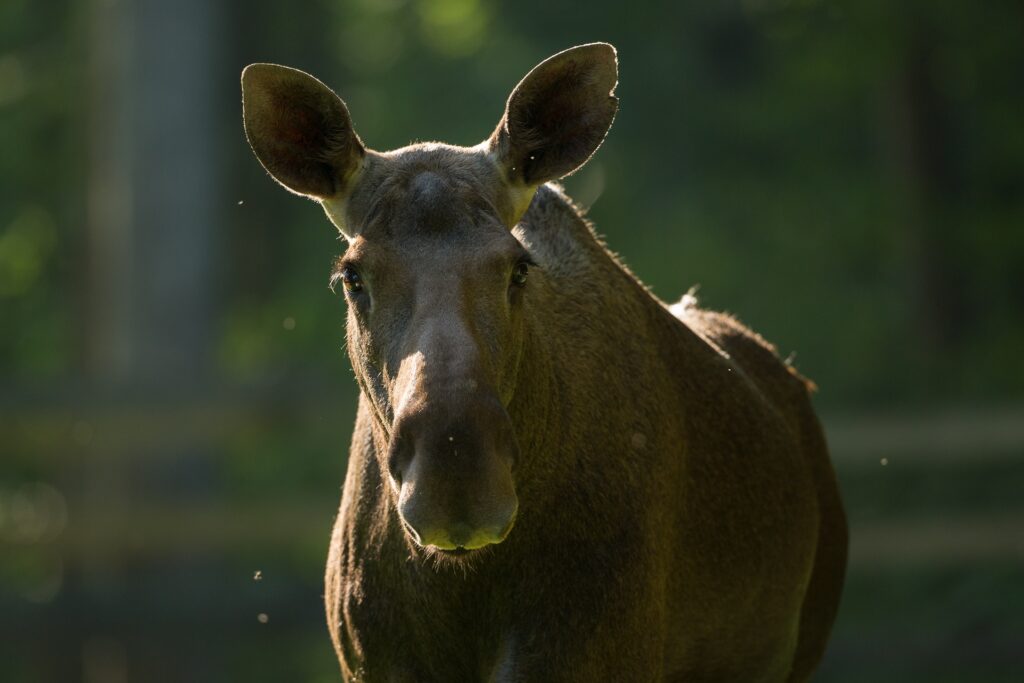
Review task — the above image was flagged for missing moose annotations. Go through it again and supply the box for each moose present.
[241,43,847,682]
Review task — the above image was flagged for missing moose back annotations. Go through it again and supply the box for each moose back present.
[241,43,847,682]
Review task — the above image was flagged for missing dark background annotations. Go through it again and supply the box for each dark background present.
[2,0,1022,681]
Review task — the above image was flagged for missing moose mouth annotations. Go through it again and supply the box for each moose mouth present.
[427,543,497,571]
[400,517,482,555]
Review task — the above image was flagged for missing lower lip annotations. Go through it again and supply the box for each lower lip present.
[435,547,473,556]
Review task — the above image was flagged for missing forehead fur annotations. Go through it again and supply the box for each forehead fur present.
[346,143,514,239]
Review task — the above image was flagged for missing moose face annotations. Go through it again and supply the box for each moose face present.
[241,44,618,554]
[334,150,530,552]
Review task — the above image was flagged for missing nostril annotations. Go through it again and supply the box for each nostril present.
[386,433,413,486]
[386,464,402,496]
[385,464,401,491]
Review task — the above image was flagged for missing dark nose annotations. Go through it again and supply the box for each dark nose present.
[387,397,519,550]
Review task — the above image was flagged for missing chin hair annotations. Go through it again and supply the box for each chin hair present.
[417,543,494,577]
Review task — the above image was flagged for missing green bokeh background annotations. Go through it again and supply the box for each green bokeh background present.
[1,0,1022,681]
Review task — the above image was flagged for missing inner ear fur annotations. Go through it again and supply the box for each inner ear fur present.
[241,63,365,200]
[490,43,618,187]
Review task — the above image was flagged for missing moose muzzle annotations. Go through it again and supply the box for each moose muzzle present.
[387,392,519,551]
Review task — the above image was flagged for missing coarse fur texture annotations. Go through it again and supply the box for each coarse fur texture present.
[241,43,847,682]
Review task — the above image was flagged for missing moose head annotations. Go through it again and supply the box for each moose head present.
[241,44,618,554]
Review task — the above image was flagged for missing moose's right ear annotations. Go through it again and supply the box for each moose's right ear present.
[241,63,365,201]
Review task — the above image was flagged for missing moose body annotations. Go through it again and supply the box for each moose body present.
[242,44,847,682]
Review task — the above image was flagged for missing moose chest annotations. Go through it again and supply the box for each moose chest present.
[334,532,670,683]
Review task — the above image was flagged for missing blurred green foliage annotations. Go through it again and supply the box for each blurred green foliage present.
[0,0,81,378]
[4,0,1023,406]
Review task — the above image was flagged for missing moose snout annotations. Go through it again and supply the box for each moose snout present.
[387,400,519,551]
[399,474,518,550]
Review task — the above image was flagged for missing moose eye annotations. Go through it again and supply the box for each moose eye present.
[340,266,363,293]
[511,261,530,287]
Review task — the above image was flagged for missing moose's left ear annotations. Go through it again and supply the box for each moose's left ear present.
[488,43,618,201]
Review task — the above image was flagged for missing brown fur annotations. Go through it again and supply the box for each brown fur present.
[242,44,847,682]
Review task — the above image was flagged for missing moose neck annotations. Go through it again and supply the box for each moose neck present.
[497,184,688,524]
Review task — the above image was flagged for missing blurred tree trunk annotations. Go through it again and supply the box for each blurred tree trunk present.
[892,19,966,365]
[85,0,220,382]
[83,0,224,681]
[85,0,135,380]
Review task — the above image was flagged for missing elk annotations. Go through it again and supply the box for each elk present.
[241,43,847,682]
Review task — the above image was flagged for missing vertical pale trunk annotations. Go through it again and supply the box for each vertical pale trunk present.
[83,0,223,680]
